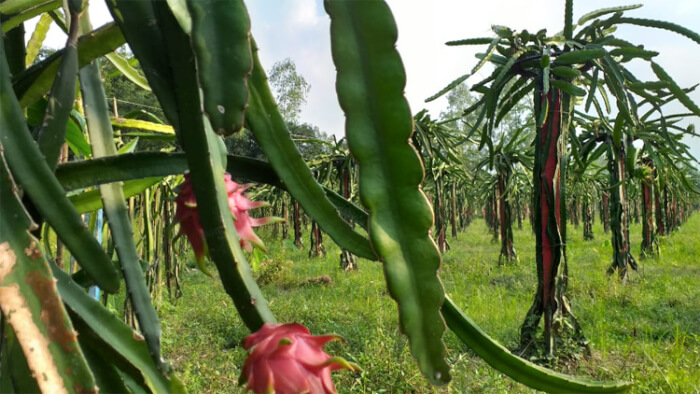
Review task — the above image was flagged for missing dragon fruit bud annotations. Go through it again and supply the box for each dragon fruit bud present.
[240,323,360,394]
[174,173,279,273]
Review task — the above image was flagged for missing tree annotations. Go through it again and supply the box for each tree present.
[268,58,310,124]
[440,82,479,132]
[288,122,331,159]
[225,128,266,160]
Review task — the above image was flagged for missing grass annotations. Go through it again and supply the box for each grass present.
[157,214,700,393]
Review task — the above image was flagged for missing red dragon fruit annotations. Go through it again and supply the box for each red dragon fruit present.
[240,323,360,394]
[175,173,278,273]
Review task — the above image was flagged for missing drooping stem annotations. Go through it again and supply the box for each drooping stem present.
[491,183,499,242]
[434,175,449,252]
[308,221,325,258]
[281,198,289,240]
[582,196,594,241]
[516,193,523,230]
[607,140,638,281]
[569,195,579,228]
[640,161,657,258]
[498,169,517,264]
[670,191,678,231]
[293,199,303,249]
[451,180,458,238]
[339,164,357,270]
[655,177,665,236]
[601,190,610,233]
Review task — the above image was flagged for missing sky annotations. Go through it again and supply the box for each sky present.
[26,0,700,161]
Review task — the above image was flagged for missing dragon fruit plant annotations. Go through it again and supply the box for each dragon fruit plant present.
[7,0,696,392]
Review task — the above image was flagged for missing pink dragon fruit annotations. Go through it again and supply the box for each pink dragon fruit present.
[175,173,277,272]
[240,323,360,394]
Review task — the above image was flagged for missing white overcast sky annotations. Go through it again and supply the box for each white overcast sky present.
[27,0,700,160]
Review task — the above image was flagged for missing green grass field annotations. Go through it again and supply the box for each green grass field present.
[158,213,700,393]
